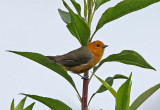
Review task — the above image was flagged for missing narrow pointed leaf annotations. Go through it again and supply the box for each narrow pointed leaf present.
[63,0,90,46]
[95,50,155,72]
[96,0,160,32]
[94,0,110,11]
[24,102,35,110]
[15,97,27,110]
[130,83,160,110]
[97,74,128,93]
[58,9,71,24]
[105,50,155,70]
[95,75,117,98]
[67,21,80,40]
[70,0,81,16]
[96,77,113,93]
[22,94,72,110]
[10,99,14,110]
[115,74,132,110]
[113,74,128,79]
[88,74,128,105]
[8,51,77,93]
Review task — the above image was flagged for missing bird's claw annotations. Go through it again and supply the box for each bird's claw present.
[81,76,89,80]
[78,74,89,80]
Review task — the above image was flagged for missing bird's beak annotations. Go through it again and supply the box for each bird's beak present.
[101,45,108,48]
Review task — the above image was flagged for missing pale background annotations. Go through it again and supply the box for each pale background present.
[0,0,160,110]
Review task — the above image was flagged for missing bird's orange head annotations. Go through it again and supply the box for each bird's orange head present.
[88,40,108,63]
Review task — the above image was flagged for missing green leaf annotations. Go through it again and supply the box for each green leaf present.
[22,94,72,110]
[58,9,71,24]
[113,74,128,79]
[95,50,156,72]
[8,51,79,97]
[63,0,90,46]
[24,102,35,110]
[97,74,128,93]
[70,0,81,16]
[10,99,15,110]
[88,74,128,105]
[115,74,132,110]
[96,77,113,93]
[66,22,80,39]
[95,75,117,98]
[130,83,160,110]
[15,97,27,110]
[94,0,110,11]
[106,50,156,70]
[95,0,160,32]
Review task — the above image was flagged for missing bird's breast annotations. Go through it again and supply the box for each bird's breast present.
[65,59,96,74]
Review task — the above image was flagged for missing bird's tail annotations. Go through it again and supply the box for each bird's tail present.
[46,56,56,63]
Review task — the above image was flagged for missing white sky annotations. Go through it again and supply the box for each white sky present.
[0,0,160,110]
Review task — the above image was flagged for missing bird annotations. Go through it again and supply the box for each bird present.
[47,40,108,75]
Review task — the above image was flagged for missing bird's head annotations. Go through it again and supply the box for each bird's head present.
[88,40,108,59]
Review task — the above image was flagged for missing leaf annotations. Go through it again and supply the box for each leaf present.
[115,74,132,110]
[58,9,71,24]
[15,97,27,110]
[130,83,160,110]
[95,50,156,72]
[95,75,117,98]
[106,50,156,70]
[88,74,128,105]
[97,74,128,93]
[10,99,14,110]
[70,0,81,16]
[96,77,113,93]
[8,51,79,97]
[66,22,79,39]
[95,0,160,32]
[94,0,110,11]
[113,74,128,79]
[22,94,72,110]
[24,102,35,110]
[63,0,90,46]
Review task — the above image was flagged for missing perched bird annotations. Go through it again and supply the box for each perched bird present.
[47,40,108,74]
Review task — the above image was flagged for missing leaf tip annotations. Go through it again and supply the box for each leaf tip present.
[152,67,156,71]
[6,50,12,52]
[129,72,132,79]
[19,93,26,96]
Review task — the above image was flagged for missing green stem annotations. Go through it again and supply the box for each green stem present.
[87,93,96,106]
[87,0,93,28]
[89,29,97,42]
[75,87,82,102]
[89,71,95,81]
[84,0,87,23]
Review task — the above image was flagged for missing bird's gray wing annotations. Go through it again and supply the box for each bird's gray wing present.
[47,46,93,67]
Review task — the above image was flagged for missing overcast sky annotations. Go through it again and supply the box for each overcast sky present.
[0,0,160,110]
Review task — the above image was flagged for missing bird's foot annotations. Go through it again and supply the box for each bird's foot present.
[78,74,89,80]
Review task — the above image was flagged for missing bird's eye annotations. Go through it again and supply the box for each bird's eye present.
[96,44,100,47]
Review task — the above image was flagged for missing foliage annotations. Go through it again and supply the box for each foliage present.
[9,0,160,109]
[22,94,72,110]
[10,97,35,110]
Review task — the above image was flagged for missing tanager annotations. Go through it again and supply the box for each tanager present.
[47,40,107,74]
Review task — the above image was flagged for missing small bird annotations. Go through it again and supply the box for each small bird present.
[47,40,108,74]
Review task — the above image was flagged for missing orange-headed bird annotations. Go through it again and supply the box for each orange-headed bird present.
[47,40,108,74]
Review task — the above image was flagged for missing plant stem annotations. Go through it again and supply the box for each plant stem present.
[87,0,93,28]
[89,29,97,42]
[82,71,89,110]
[89,71,95,82]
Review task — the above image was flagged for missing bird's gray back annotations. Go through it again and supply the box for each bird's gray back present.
[53,46,93,67]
